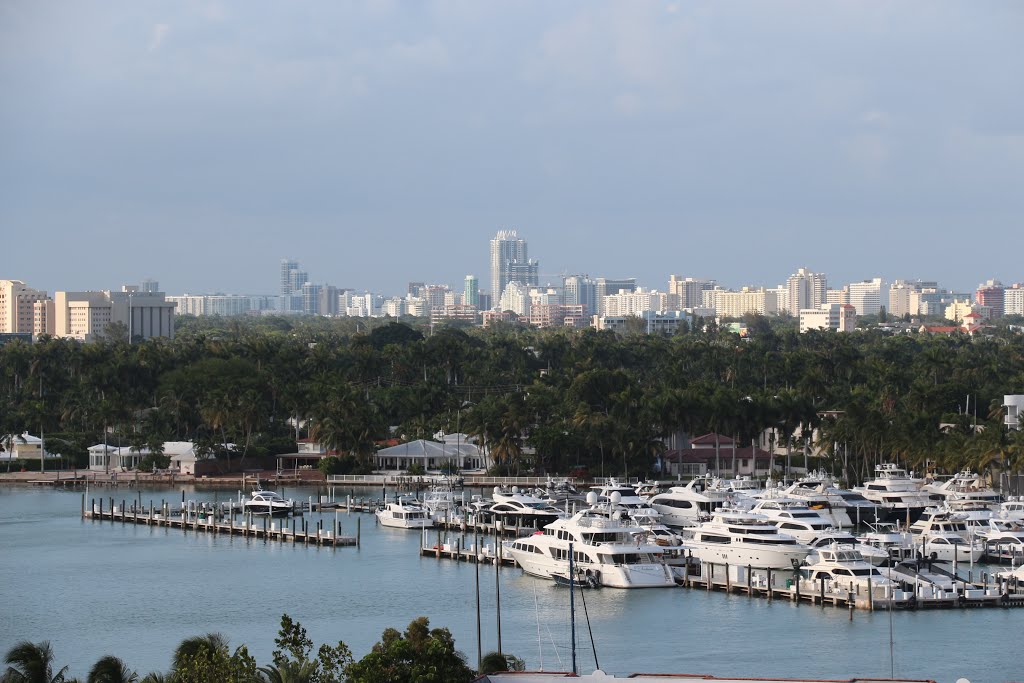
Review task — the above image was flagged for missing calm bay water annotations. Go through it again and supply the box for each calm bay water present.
[0,486,1020,683]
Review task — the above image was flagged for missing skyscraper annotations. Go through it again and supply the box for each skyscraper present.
[464,275,480,309]
[786,268,827,316]
[490,229,528,304]
[280,259,299,312]
[563,275,596,316]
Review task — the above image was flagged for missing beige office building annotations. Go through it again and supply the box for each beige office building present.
[711,287,780,318]
[54,287,175,342]
[0,280,50,334]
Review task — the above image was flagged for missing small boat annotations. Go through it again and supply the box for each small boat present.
[243,489,295,517]
[375,496,434,529]
[552,568,602,588]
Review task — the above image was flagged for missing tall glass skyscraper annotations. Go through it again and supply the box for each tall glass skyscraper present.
[464,275,480,308]
[490,229,528,305]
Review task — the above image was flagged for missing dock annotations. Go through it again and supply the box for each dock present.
[81,495,359,548]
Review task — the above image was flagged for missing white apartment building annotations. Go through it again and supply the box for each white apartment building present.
[826,288,849,305]
[382,297,406,318]
[1004,285,1024,317]
[786,268,827,316]
[710,287,779,318]
[888,280,916,318]
[602,288,673,317]
[847,278,886,316]
[597,310,692,334]
[799,304,856,333]
[668,276,715,310]
[53,287,175,342]
[766,287,789,314]
[498,281,530,316]
[0,280,49,334]
[944,300,979,323]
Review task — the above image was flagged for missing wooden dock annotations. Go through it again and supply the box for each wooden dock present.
[82,495,359,548]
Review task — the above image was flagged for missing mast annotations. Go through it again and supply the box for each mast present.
[569,541,577,675]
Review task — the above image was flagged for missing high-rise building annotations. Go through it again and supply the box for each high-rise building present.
[302,283,322,315]
[1005,284,1024,317]
[279,259,299,311]
[847,278,886,316]
[668,276,715,310]
[407,282,426,298]
[786,268,827,316]
[140,279,159,293]
[498,281,530,316]
[595,278,637,315]
[976,279,1005,318]
[490,229,528,303]
[463,275,480,309]
[563,275,596,316]
[0,280,49,334]
[709,287,780,318]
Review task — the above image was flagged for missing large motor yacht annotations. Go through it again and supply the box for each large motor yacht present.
[852,463,934,524]
[804,530,890,565]
[998,497,1024,523]
[750,499,834,538]
[981,518,1024,562]
[685,507,811,569]
[375,496,434,529]
[243,489,295,517]
[800,547,895,593]
[858,522,918,564]
[908,508,984,562]
[924,469,1001,505]
[488,487,567,531]
[503,494,676,588]
[647,476,733,529]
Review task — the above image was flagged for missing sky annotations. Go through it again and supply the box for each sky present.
[2,1,1022,297]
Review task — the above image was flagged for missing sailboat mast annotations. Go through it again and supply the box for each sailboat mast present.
[569,541,577,675]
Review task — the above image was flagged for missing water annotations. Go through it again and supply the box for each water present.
[0,486,1019,683]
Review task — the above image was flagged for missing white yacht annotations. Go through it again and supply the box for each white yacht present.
[981,518,1024,562]
[375,497,434,529]
[800,547,895,593]
[924,469,1001,505]
[858,522,918,563]
[942,499,996,539]
[998,497,1024,523]
[804,530,890,565]
[243,490,295,517]
[909,508,984,562]
[503,498,676,589]
[530,478,586,505]
[750,499,834,540]
[853,463,934,524]
[685,507,811,569]
[590,480,668,528]
[776,481,853,529]
[422,485,461,524]
[647,476,732,529]
[488,487,566,530]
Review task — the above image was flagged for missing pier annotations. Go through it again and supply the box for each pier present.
[81,495,359,548]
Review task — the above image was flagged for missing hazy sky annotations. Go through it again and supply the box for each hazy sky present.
[2,1,1022,297]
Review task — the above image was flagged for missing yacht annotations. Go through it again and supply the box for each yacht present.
[489,487,567,530]
[596,499,683,547]
[942,499,996,539]
[750,499,834,541]
[800,547,895,593]
[804,530,890,565]
[777,481,853,529]
[503,497,676,588]
[243,490,295,517]
[529,478,586,505]
[422,485,461,524]
[685,507,811,569]
[858,522,918,563]
[998,498,1024,523]
[590,480,668,528]
[852,463,934,524]
[375,497,434,529]
[981,518,1024,562]
[647,476,732,529]
[924,469,1001,505]
[909,508,984,562]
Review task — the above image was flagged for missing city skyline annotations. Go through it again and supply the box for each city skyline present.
[3,2,1022,295]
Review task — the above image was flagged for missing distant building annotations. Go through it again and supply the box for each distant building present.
[1005,284,1024,317]
[0,280,49,334]
[595,277,637,315]
[563,275,597,316]
[597,310,692,335]
[602,288,673,317]
[54,286,175,342]
[668,275,716,310]
[709,287,779,318]
[463,275,479,309]
[1005,395,1024,431]
[490,229,528,303]
[279,259,300,312]
[799,303,856,333]
[847,278,886,316]
[786,268,827,316]
[976,279,1005,317]
[498,281,530,317]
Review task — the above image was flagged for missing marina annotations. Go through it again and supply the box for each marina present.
[3,484,1024,681]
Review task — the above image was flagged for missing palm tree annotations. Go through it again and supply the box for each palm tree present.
[257,660,318,683]
[2,640,69,683]
[171,634,229,674]
[86,656,137,683]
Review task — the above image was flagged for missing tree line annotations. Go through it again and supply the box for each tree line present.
[1,614,520,682]
[2,314,1024,484]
